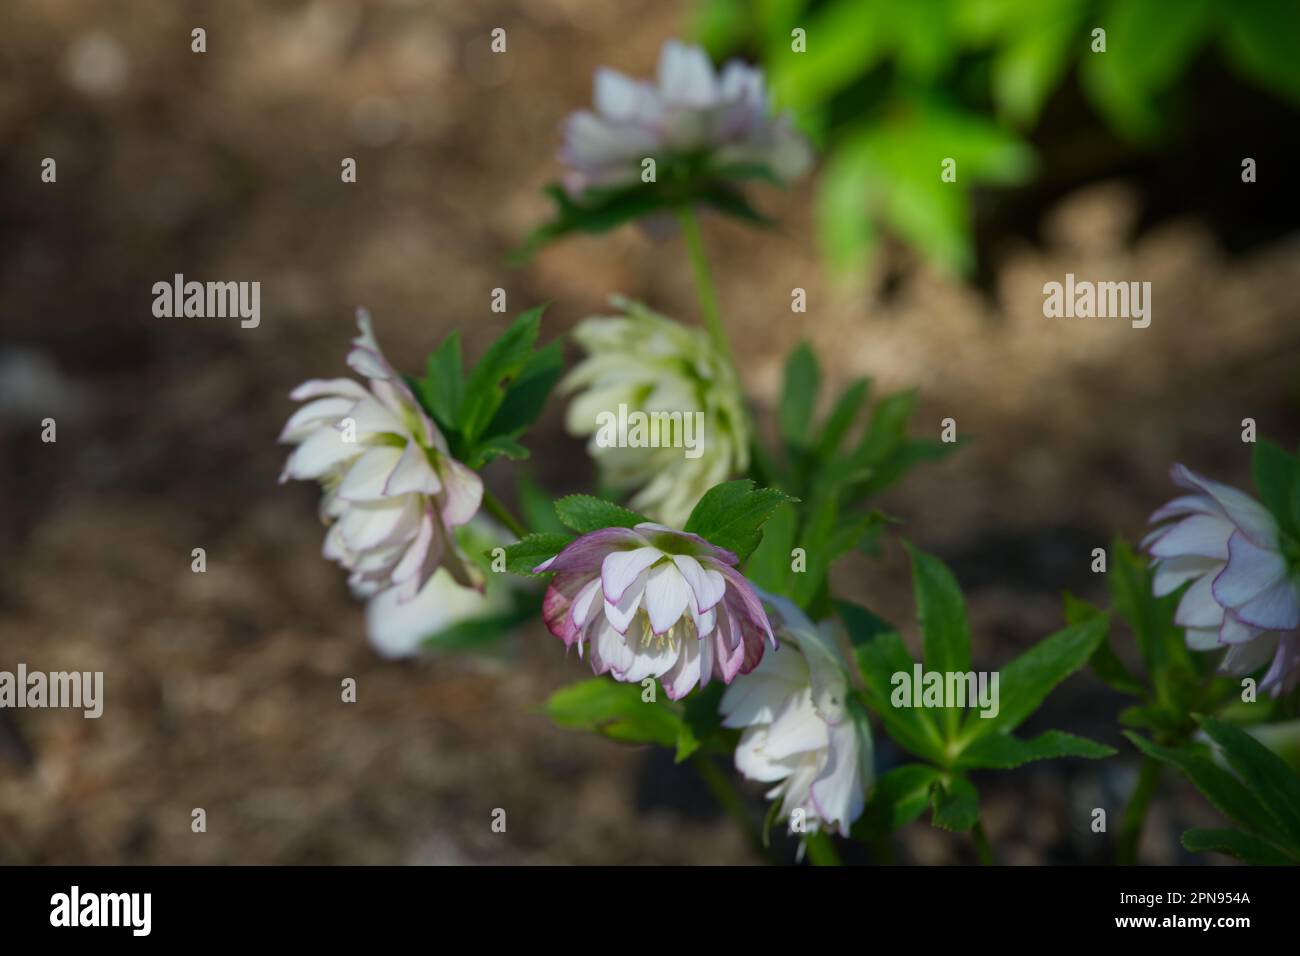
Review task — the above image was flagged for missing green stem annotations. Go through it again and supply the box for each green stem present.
[676,206,736,371]
[1117,755,1162,865]
[482,489,528,540]
[691,753,774,863]
[971,820,995,865]
[805,830,844,866]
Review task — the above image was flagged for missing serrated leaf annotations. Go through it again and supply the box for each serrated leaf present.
[904,543,971,740]
[546,678,681,747]
[554,495,649,535]
[1126,732,1283,842]
[496,533,574,576]
[854,763,941,839]
[836,599,945,764]
[419,331,464,430]
[683,480,797,563]
[963,614,1109,741]
[1198,716,1300,852]
[931,775,980,832]
[1181,828,1296,865]
[482,339,565,444]
[956,730,1115,770]
[460,306,545,443]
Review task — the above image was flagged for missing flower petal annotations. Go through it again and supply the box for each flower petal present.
[601,546,664,603]
[642,561,691,634]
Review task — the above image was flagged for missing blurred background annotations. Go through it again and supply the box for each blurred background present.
[1,0,1298,864]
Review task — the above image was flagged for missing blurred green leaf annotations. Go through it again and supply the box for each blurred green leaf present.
[547,678,681,747]
[779,342,821,454]
[1181,828,1296,865]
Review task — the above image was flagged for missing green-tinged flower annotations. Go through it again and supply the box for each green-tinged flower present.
[563,296,748,527]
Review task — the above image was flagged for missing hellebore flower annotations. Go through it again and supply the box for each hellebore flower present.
[720,593,873,838]
[1146,463,1300,696]
[560,39,812,198]
[535,522,775,699]
[563,296,748,527]
[280,311,484,601]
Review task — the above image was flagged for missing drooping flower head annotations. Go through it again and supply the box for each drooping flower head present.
[563,296,748,527]
[720,593,873,838]
[535,522,775,700]
[279,311,483,601]
[1145,463,1300,696]
[560,39,812,199]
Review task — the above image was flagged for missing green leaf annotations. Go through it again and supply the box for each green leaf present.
[1198,716,1300,851]
[683,480,797,563]
[554,495,649,535]
[419,331,464,430]
[836,600,945,764]
[931,775,980,832]
[744,501,799,594]
[1081,0,1214,140]
[856,764,942,836]
[1253,439,1298,536]
[956,730,1115,770]
[495,533,574,576]
[1066,591,1146,696]
[1126,732,1283,841]
[964,614,1109,741]
[1222,0,1300,104]
[474,435,530,465]
[903,543,971,740]
[1181,828,1296,865]
[815,377,870,462]
[779,342,820,453]
[482,339,565,444]
[546,678,681,747]
[1108,537,1192,706]
[459,306,546,443]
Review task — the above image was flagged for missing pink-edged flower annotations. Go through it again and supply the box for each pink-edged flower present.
[560,39,811,198]
[1145,463,1300,696]
[720,593,872,838]
[279,311,483,600]
[535,523,775,699]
